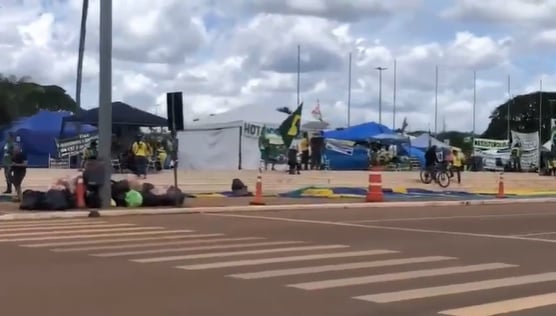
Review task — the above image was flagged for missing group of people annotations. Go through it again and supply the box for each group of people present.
[424,145,466,184]
[81,134,169,179]
[2,133,27,201]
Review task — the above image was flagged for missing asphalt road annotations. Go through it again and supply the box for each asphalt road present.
[3,204,556,315]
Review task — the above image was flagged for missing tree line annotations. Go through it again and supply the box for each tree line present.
[0,74,77,126]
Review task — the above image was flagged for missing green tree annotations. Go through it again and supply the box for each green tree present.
[482,91,556,143]
[0,74,77,126]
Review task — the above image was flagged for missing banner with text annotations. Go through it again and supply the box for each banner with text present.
[56,133,98,157]
[473,138,509,151]
[511,130,539,170]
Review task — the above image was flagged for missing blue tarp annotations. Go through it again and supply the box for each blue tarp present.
[401,144,425,167]
[2,110,97,167]
[321,122,393,141]
[324,145,369,170]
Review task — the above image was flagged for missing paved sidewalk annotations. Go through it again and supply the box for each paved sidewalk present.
[17,169,556,194]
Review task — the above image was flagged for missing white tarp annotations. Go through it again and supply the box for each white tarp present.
[511,130,539,170]
[410,134,451,149]
[178,126,241,170]
[178,105,295,170]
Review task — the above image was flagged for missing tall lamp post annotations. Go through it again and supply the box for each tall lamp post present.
[375,66,387,125]
[98,0,112,211]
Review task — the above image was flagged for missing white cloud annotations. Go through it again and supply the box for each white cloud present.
[0,0,554,135]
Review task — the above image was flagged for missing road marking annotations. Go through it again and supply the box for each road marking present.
[438,292,556,315]
[346,212,556,223]
[132,245,349,263]
[353,272,556,303]
[23,233,214,248]
[51,236,256,252]
[514,231,556,237]
[0,219,108,228]
[178,249,398,270]
[206,213,556,244]
[288,263,517,290]
[0,223,136,232]
[92,241,305,257]
[0,226,165,238]
[229,256,456,279]
[0,229,193,242]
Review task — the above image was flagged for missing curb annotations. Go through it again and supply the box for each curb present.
[1,197,556,221]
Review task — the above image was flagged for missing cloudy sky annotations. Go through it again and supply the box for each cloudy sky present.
[1,0,556,133]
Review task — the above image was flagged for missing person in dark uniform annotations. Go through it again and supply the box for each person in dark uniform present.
[80,140,98,169]
[2,132,15,194]
[10,144,27,202]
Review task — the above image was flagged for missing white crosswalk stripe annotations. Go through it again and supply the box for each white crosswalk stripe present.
[288,263,517,290]
[133,245,350,263]
[92,241,306,257]
[353,272,556,303]
[24,234,225,248]
[229,256,456,280]
[438,292,556,315]
[50,236,258,252]
[0,223,136,233]
[6,219,556,315]
[0,219,107,228]
[0,229,193,242]
[178,249,398,270]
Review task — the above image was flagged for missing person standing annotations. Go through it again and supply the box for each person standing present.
[10,144,27,202]
[2,133,14,194]
[299,132,310,170]
[452,149,465,184]
[132,135,151,179]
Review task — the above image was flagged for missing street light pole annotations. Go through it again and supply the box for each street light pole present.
[375,66,387,125]
[98,0,112,210]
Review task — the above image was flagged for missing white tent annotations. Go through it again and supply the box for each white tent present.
[177,105,290,170]
[411,133,451,149]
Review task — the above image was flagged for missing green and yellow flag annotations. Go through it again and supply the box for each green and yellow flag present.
[278,102,303,148]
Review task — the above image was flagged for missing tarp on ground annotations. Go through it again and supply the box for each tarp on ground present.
[62,101,168,127]
[3,110,97,167]
[321,122,393,141]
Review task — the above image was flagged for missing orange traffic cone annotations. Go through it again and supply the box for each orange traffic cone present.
[76,177,86,208]
[366,171,384,202]
[496,173,505,199]
[249,174,265,205]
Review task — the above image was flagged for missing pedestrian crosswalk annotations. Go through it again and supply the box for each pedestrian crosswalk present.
[2,218,556,315]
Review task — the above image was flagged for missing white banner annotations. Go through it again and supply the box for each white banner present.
[473,138,509,150]
[325,139,354,156]
[511,130,539,170]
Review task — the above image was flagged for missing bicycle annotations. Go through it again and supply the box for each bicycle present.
[420,164,451,188]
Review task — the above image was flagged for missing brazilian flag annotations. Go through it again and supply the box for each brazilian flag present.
[278,102,303,148]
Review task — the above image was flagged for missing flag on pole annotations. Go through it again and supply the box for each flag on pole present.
[311,99,323,121]
[278,102,303,148]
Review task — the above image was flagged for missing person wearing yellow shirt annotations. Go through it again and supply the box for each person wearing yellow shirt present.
[298,132,310,170]
[132,135,151,179]
[451,149,465,184]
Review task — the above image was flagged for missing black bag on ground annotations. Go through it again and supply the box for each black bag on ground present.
[162,186,186,206]
[20,190,46,210]
[141,190,164,207]
[141,182,155,193]
[111,180,130,207]
[231,178,249,196]
[43,189,72,210]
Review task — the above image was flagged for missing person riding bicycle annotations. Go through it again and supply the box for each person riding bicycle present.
[425,145,441,178]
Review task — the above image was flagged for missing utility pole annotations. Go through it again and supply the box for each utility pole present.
[375,66,387,124]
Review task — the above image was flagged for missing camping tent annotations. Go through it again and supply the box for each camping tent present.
[321,122,393,141]
[178,105,293,170]
[410,133,451,149]
[62,101,167,127]
[3,110,97,167]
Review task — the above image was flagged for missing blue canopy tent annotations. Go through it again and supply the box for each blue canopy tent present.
[321,122,393,141]
[2,110,97,167]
